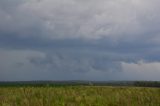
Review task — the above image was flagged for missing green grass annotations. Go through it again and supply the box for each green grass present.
[0,86,160,106]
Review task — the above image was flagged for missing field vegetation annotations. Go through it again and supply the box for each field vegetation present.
[0,86,160,106]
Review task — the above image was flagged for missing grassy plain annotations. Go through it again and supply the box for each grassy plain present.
[0,86,160,106]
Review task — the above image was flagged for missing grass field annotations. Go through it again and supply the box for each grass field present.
[0,86,160,106]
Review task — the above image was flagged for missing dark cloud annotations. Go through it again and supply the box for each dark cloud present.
[1,32,159,63]
[28,53,123,73]
[0,0,160,81]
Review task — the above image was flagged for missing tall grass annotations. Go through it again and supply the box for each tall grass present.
[0,86,160,106]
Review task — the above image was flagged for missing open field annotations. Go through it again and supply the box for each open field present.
[0,86,160,106]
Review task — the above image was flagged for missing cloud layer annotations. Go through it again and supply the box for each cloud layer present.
[0,0,160,81]
[1,0,160,40]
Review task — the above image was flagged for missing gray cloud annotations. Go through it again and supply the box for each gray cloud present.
[28,53,122,73]
[0,0,160,81]
[0,48,160,81]
[0,49,123,81]
[1,0,160,40]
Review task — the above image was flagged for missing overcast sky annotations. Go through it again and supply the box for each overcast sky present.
[0,0,160,81]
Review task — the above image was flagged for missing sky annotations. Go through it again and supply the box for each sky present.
[0,0,160,81]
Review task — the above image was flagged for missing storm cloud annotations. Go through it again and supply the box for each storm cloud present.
[0,0,160,81]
